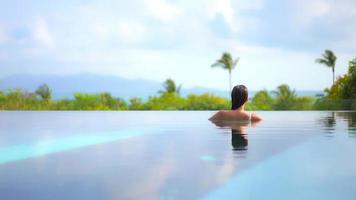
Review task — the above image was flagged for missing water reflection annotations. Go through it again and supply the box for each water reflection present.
[336,112,356,136]
[210,120,261,151]
[319,112,356,136]
[336,112,356,126]
[231,130,248,151]
[319,112,336,135]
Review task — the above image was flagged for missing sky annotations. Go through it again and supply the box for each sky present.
[0,0,355,91]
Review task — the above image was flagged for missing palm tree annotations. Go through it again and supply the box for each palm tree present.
[272,84,297,110]
[272,84,296,100]
[316,49,337,85]
[35,83,51,102]
[159,79,182,95]
[211,52,239,93]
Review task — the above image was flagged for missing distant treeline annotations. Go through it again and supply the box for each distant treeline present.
[1,57,355,111]
[0,83,354,111]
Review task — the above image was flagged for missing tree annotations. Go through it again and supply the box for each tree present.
[185,93,229,110]
[251,90,274,110]
[314,57,356,110]
[129,97,144,110]
[73,93,101,110]
[272,84,297,110]
[159,79,182,95]
[211,52,239,93]
[316,49,337,85]
[327,57,356,100]
[145,93,186,110]
[99,92,127,110]
[35,84,52,102]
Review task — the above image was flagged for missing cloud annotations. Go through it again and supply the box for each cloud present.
[205,0,264,33]
[291,0,331,30]
[235,0,265,10]
[145,0,181,22]
[117,20,146,43]
[32,17,54,48]
[207,0,237,32]
[0,0,355,91]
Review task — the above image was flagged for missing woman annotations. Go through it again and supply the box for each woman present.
[209,85,262,121]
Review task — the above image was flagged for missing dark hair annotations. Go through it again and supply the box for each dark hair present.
[231,85,248,110]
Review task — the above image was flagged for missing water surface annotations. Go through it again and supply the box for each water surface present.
[0,111,355,200]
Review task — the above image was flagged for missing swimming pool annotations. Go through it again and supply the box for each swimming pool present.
[0,111,355,200]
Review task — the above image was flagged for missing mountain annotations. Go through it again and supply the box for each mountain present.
[0,73,323,100]
[0,73,230,100]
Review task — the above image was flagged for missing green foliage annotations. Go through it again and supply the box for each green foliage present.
[185,93,229,110]
[268,85,315,110]
[129,97,145,110]
[211,52,239,72]
[159,79,181,95]
[127,93,229,110]
[52,99,73,110]
[272,84,297,110]
[293,96,314,110]
[247,85,315,110]
[100,92,127,110]
[211,52,239,92]
[2,53,353,111]
[0,82,352,111]
[313,99,356,110]
[315,57,356,110]
[316,49,337,84]
[72,92,127,110]
[349,58,356,75]
[326,57,356,99]
[0,91,5,110]
[73,93,103,110]
[251,90,274,110]
[145,93,186,110]
[35,84,52,102]
[1,89,42,110]
[315,49,337,69]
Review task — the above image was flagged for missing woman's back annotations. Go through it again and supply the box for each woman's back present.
[209,110,261,122]
[209,85,262,122]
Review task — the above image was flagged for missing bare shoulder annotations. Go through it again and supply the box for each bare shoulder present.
[210,110,252,121]
[209,110,229,120]
[209,110,224,120]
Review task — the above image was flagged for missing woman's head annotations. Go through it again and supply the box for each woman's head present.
[231,85,248,110]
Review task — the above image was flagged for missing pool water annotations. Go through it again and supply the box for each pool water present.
[0,111,355,200]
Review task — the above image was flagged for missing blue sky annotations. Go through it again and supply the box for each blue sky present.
[0,0,355,90]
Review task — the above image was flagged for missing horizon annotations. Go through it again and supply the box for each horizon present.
[0,72,324,92]
[0,73,324,101]
[1,0,355,91]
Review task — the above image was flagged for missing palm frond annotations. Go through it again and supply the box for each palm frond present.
[271,90,279,96]
[315,58,329,65]
[233,57,240,69]
[317,49,337,67]
[211,60,224,68]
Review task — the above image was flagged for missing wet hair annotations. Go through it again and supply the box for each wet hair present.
[231,85,248,110]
